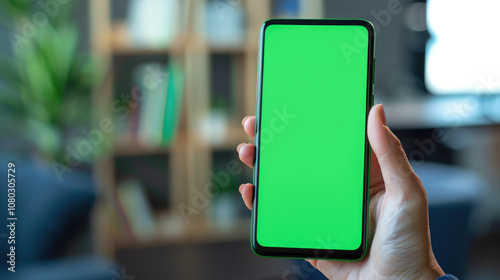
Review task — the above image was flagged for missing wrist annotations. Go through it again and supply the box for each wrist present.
[420,266,445,280]
[414,260,445,280]
[398,257,444,280]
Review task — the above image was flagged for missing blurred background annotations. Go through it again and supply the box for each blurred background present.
[0,0,499,279]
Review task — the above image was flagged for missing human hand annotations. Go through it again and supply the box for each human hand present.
[236,104,445,280]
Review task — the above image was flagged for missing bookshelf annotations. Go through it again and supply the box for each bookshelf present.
[88,0,323,258]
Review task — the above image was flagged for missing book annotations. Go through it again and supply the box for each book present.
[117,179,156,241]
[112,189,134,239]
[132,62,184,147]
[135,63,170,146]
[162,62,184,146]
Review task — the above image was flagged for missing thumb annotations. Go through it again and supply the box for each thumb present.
[367,104,422,197]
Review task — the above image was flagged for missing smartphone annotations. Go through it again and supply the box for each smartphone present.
[252,19,375,260]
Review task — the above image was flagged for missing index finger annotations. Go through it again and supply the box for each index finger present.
[242,116,256,138]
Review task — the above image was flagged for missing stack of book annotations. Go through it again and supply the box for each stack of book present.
[124,62,184,147]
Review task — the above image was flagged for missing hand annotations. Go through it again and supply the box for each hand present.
[236,104,445,280]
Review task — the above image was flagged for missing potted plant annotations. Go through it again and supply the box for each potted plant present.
[0,0,102,173]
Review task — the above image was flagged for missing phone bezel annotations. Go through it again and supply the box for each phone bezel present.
[252,19,375,260]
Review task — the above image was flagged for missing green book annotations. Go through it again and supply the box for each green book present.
[161,63,184,146]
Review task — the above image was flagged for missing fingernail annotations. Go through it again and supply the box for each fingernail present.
[237,143,244,152]
[239,184,244,193]
[379,104,386,125]
[242,116,250,126]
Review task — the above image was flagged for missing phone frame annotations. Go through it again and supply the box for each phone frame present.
[252,19,375,260]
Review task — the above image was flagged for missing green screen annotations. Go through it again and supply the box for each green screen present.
[256,23,370,251]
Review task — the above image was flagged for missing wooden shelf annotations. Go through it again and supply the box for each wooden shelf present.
[210,123,251,150]
[107,22,248,56]
[112,130,187,156]
[89,0,323,259]
[107,22,187,55]
[113,141,171,156]
[187,122,251,151]
[208,45,247,54]
[116,217,251,249]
